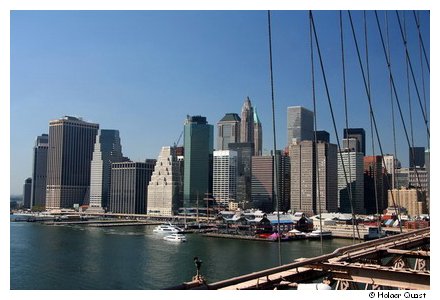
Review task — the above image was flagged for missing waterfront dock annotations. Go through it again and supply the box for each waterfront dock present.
[44,219,162,227]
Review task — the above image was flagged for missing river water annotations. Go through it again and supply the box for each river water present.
[10,221,354,290]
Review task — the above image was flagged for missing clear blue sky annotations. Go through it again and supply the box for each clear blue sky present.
[10,10,430,195]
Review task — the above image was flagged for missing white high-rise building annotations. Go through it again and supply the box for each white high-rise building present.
[88,130,124,212]
[337,151,365,214]
[213,150,238,206]
[147,146,183,216]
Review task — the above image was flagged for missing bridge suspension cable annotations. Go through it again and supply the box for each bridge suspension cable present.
[310,11,361,240]
[347,11,403,233]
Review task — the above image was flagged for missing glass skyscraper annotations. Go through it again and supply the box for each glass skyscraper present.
[183,115,214,208]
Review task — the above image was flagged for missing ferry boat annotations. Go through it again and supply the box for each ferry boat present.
[307,229,332,239]
[153,223,184,234]
[163,233,187,242]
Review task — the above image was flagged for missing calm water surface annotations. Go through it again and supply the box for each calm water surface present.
[10,222,354,289]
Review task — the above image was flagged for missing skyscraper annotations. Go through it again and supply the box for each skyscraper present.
[342,138,360,152]
[109,161,154,214]
[287,106,314,146]
[240,97,254,144]
[343,128,366,155]
[229,142,254,204]
[23,178,32,209]
[363,156,387,214]
[217,113,240,150]
[88,129,125,212]
[253,108,263,156]
[251,155,274,212]
[338,150,365,214]
[251,151,291,213]
[409,146,425,168]
[147,146,183,216]
[314,130,330,143]
[183,115,214,208]
[213,150,237,206]
[30,133,48,209]
[290,141,338,215]
[45,116,99,209]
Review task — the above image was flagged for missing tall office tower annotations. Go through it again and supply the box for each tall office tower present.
[383,155,401,190]
[409,168,429,198]
[287,106,314,146]
[88,130,124,212]
[251,155,274,212]
[229,142,254,204]
[277,150,291,212]
[30,134,48,208]
[363,156,387,214]
[213,150,237,206]
[250,151,289,212]
[314,130,330,143]
[45,116,99,209]
[217,113,240,150]
[290,141,338,216]
[343,128,366,155]
[253,108,263,156]
[109,161,154,214]
[409,146,425,168]
[337,150,365,214]
[147,147,183,216]
[23,178,32,209]
[183,115,214,208]
[342,138,360,152]
[240,97,254,144]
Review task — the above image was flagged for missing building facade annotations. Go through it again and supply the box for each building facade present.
[287,106,314,146]
[183,115,214,208]
[337,150,365,214]
[45,116,99,209]
[315,130,330,143]
[240,97,254,145]
[409,146,425,168]
[253,108,263,156]
[109,161,155,214]
[290,141,338,216]
[229,142,254,204]
[388,188,427,217]
[88,129,125,212]
[213,150,237,206]
[217,113,240,150]
[343,128,366,155]
[251,155,274,212]
[147,146,183,216]
[30,134,48,209]
[363,155,387,214]
[23,178,32,209]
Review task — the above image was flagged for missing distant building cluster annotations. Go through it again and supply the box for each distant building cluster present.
[23,98,429,219]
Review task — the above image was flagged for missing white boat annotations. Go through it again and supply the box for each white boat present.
[307,229,332,239]
[287,229,307,239]
[153,223,184,234]
[163,233,187,242]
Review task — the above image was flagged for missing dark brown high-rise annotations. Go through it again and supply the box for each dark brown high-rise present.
[45,116,99,209]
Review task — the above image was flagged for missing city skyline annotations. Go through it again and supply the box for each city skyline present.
[10,10,430,195]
